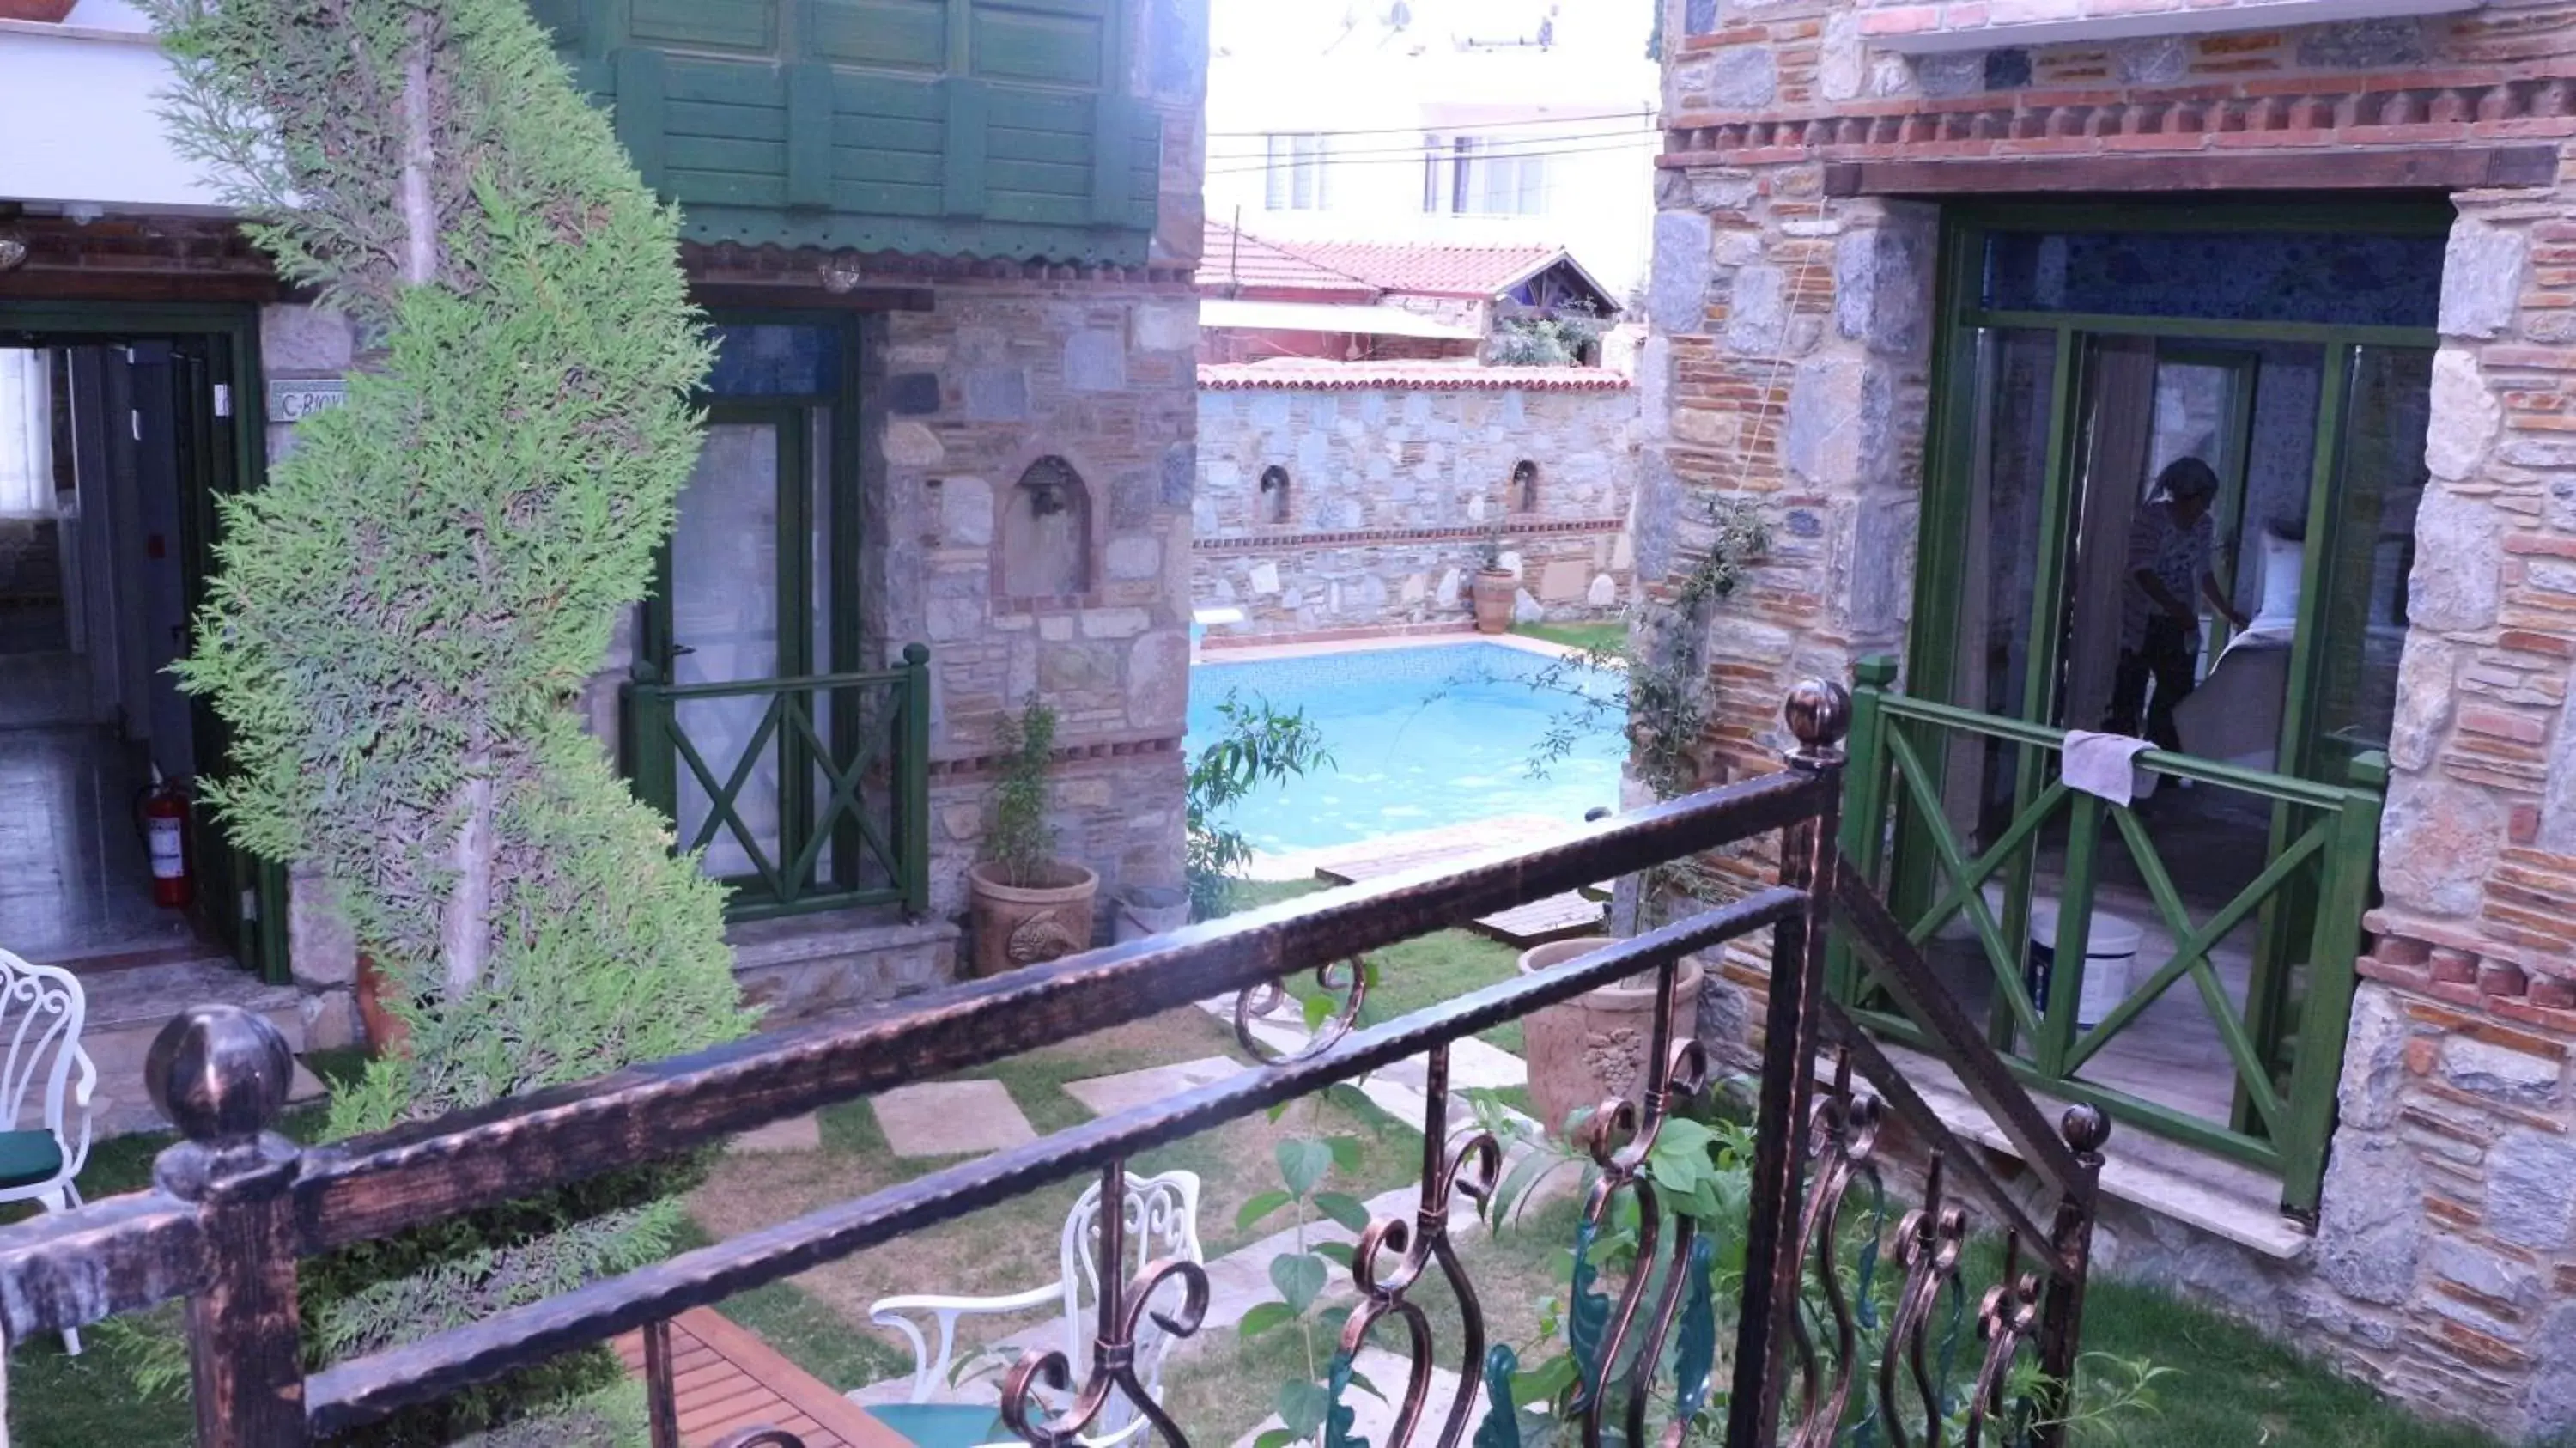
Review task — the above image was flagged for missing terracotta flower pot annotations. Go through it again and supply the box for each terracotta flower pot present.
[968,861,1099,976]
[1469,568,1516,634]
[354,952,413,1057]
[0,1,78,21]
[1517,937,1702,1138]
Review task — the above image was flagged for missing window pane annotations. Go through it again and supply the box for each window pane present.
[1514,154,1546,215]
[2308,346,2433,758]
[706,325,836,398]
[1982,230,2443,329]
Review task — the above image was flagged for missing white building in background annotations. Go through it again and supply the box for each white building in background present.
[1203,0,1662,302]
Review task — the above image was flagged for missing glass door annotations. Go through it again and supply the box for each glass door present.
[653,407,812,883]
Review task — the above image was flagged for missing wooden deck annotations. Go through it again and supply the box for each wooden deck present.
[614,1307,909,1448]
[1303,816,1607,946]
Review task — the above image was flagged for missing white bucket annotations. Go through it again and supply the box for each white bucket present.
[2028,899,2144,1029]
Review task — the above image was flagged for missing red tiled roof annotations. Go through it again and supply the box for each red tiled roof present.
[1199,360,1630,392]
[1197,222,1377,301]
[1261,240,1571,299]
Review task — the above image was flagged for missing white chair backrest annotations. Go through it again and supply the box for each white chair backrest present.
[0,950,82,1141]
[1058,1170,1202,1437]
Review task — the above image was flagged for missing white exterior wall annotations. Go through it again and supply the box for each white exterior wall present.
[0,3,216,212]
[1202,0,1660,298]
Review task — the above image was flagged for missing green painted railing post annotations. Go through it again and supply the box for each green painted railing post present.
[1829,656,1899,1001]
[2036,792,2102,1080]
[2279,751,2387,1217]
[901,643,933,922]
[631,679,677,821]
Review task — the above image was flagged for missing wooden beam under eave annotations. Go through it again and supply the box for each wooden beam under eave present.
[687,280,938,313]
[1818,144,2559,196]
[0,267,284,306]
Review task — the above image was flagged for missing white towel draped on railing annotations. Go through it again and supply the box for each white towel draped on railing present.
[0,348,54,519]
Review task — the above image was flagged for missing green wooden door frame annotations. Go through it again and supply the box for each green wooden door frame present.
[0,301,288,984]
[1886,199,2437,1196]
[629,310,883,918]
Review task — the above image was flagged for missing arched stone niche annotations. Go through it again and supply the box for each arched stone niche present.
[999,453,1094,599]
[1259,464,1291,525]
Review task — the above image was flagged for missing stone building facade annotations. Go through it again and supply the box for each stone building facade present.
[1,0,1206,1043]
[1646,0,2576,1436]
[1194,363,1638,642]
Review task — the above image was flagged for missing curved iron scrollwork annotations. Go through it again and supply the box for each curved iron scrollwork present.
[1874,1157,1969,1448]
[1235,958,1370,1065]
[1964,1235,2045,1447]
[1333,1042,1504,1448]
[1783,1057,1887,1448]
[1552,958,1713,1448]
[1000,1161,1211,1448]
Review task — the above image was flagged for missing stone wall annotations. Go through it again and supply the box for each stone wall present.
[863,277,1199,926]
[1649,0,2576,1435]
[1193,368,1637,638]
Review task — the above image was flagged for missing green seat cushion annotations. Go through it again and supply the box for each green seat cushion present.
[0,1129,63,1190]
[866,1402,1012,1448]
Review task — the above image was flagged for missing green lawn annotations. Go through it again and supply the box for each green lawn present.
[1513,620,1628,653]
[1230,878,1534,1054]
[2075,1275,2502,1448]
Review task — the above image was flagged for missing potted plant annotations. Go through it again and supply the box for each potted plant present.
[968,695,1099,976]
[1468,526,1516,634]
[1516,938,1704,1136]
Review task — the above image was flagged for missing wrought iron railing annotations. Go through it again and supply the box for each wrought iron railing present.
[1835,656,2385,1216]
[628,643,933,920]
[0,681,2111,1448]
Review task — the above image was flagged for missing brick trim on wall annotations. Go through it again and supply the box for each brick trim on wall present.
[1656,71,2576,171]
[1192,517,1625,554]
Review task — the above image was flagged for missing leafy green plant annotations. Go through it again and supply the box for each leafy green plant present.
[1474,524,1509,573]
[1463,1088,2172,1448]
[1238,1086,1388,1448]
[143,0,750,1434]
[1185,691,1333,920]
[989,694,1061,888]
[1488,303,1610,368]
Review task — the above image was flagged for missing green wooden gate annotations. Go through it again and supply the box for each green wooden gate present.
[1833,660,2384,1214]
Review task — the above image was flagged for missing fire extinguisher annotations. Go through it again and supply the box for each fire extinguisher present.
[140,767,194,910]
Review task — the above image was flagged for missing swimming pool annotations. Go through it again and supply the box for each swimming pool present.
[1183,643,1627,855]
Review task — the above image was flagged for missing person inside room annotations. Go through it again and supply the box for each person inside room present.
[2108,457,2249,751]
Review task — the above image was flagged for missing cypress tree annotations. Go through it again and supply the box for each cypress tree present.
[146,0,750,1436]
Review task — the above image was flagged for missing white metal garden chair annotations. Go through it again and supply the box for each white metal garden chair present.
[868,1169,1203,1448]
[0,947,97,1356]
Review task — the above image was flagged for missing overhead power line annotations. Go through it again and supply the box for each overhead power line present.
[1202,134,1662,179]
[1209,122,1660,167]
[1206,107,1658,140]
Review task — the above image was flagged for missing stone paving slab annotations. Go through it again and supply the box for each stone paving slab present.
[729,1111,825,1154]
[1063,1056,1242,1117]
[871,1080,1036,1159]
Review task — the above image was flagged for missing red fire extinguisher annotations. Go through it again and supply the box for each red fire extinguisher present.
[141,767,194,910]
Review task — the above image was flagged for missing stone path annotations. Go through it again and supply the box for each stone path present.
[1063,1056,1241,1116]
[841,993,1549,1443]
[1300,816,1608,948]
[869,1080,1037,1158]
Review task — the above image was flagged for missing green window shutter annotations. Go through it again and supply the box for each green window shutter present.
[787,61,835,210]
[612,46,669,193]
[943,76,989,218]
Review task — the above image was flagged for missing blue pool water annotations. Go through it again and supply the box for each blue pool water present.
[1184,644,1626,854]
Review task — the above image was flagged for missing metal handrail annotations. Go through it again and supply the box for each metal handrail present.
[0,681,2112,1448]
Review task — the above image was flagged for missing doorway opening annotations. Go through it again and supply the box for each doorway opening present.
[0,310,276,980]
[1855,198,2443,1210]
